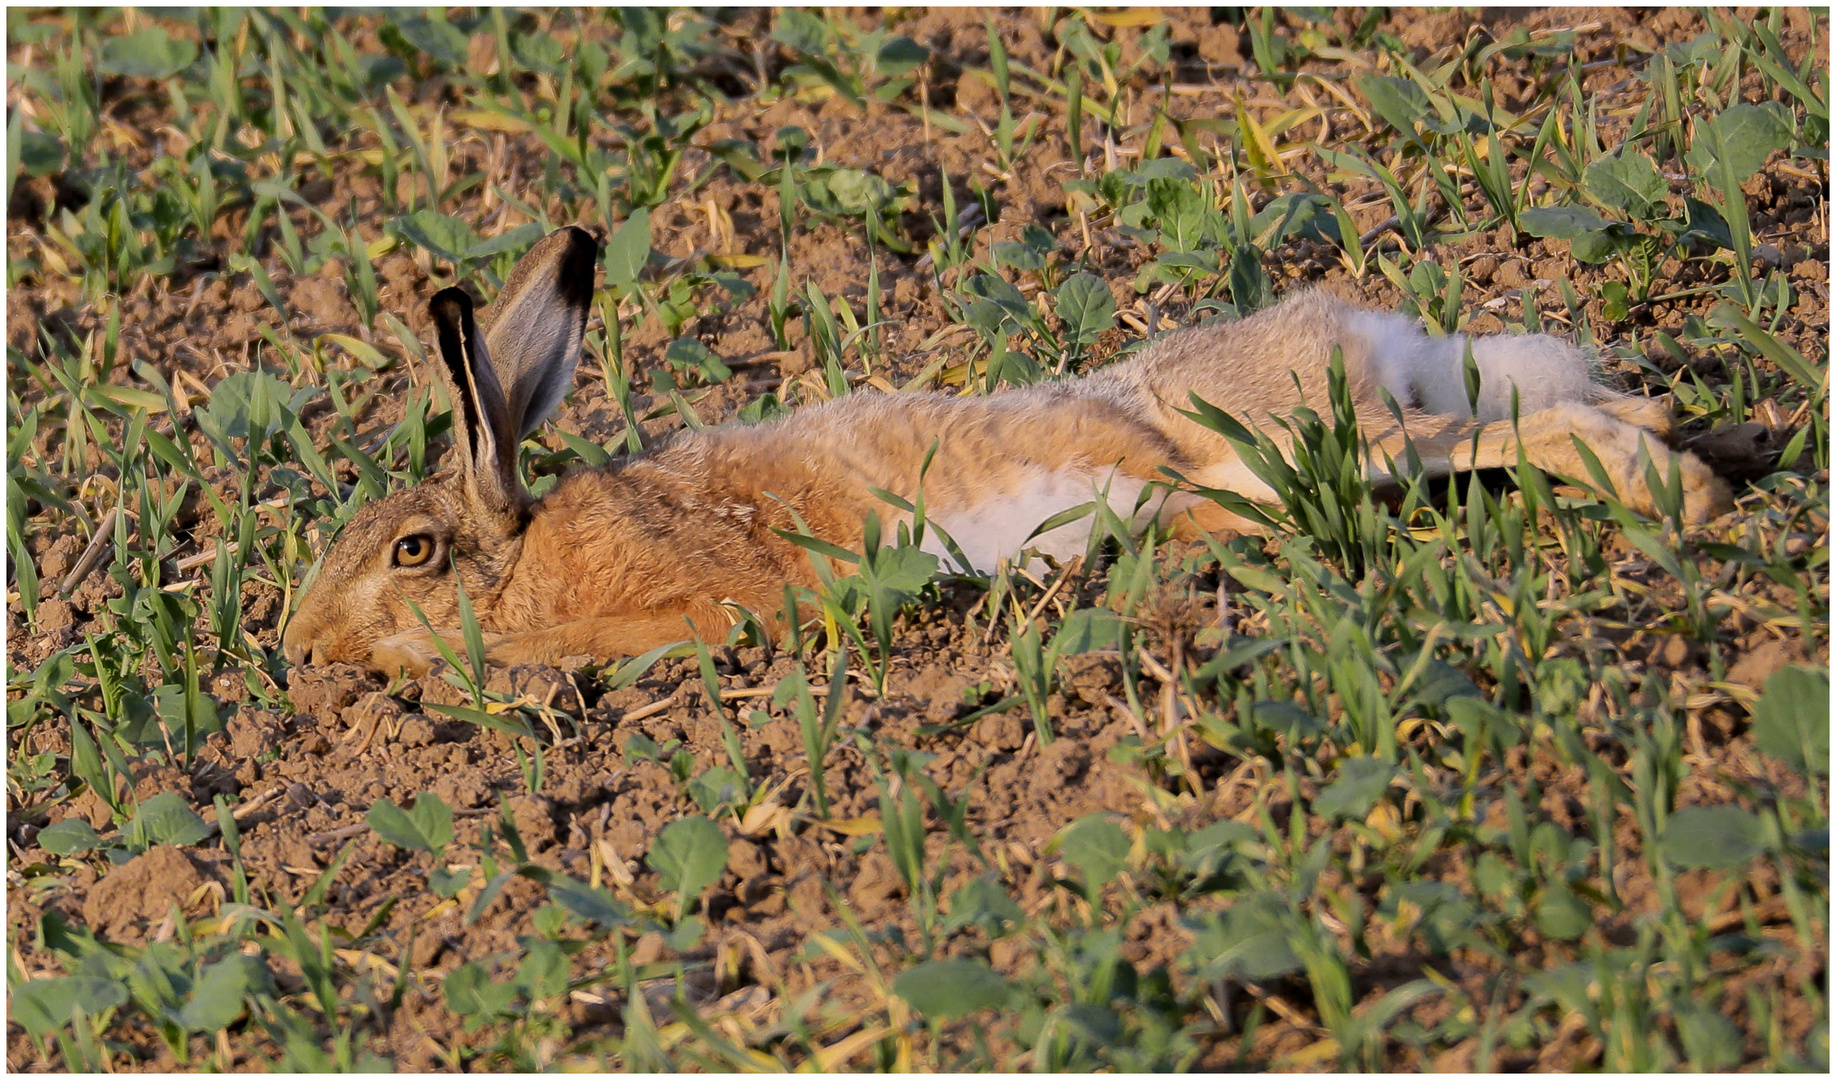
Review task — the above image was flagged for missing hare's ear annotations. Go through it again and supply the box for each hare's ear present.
[429,286,523,522]
[482,225,599,438]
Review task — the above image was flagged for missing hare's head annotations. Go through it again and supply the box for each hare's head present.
[282,226,599,670]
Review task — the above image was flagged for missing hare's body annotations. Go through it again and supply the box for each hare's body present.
[282,228,1732,674]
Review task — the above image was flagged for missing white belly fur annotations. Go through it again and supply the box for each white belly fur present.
[920,467,1160,573]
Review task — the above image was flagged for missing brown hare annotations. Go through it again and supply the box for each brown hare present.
[280,226,1732,675]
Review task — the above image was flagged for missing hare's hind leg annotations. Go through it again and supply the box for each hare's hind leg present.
[1161,491,1273,540]
[1593,394,1676,439]
[1368,404,1732,524]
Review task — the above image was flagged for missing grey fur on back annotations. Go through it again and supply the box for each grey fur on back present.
[1067,287,1609,433]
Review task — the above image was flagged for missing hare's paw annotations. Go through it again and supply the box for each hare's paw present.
[1609,437,1734,525]
[371,630,453,677]
[374,628,519,676]
[1595,395,1676,440]
[1669,449,1735,525]
[1507,404,1733,525]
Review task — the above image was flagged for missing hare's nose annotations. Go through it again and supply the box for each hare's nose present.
[281,621,317,668]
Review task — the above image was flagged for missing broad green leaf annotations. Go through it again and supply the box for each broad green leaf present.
[1355,73,1434,144]
[1145,177,1218,251]
[177,956,266,1032]
[993,240,1047,272]
[1675,1001,1743,1071]
[9,975,129,1036]
[1126,156,1199,185]
[1386,880,1485,954]
[443,961,518,1025]
[825,168,898,216]
[1250,700,1327,739]
[665,914,706,952]
[1055,273,1117,350]
[18,130,65,177]
[393,15,469,68]
[944,876,1024,936]
[892,958,1012,1019]
[98,27,197,78]
[1700,102,1794,180]
[1056,814,1130,891]
[1569,227,1632,264]
[687,765,746,815]
[1399,654,1481,707]
[1661,31,1722,68]
[1186,892,1301,980]
[1250,191,1335,245]
[467,222,547,260]
[197,370,295,443]
[37,818,105,856]
[1533,883,1591,941]
[1519,205,1618,239]
[875,36,929,77]
[548,878,631,927]
[962,270,1035,328]
[648,815,728,899]
[429,867,468,898]
[1584,150,1667,219]
[1050,607,1126,656]
[737,392,789,424]
[860,543,938,604]
[1178,819,1259,881]
[388,209,478,264]
[604,209,652,286]
[1662,805,1767,869]
[1151,250,1222,277]
[664,337,733,383]
[1751,665,1829,777]
[1227,242,1273,313]
[126,792,212,850]
[511,32,566,75]
[1680,196,1734,249]
[1314,758,1397,821]
[365,792,453,855]
[516,940,569,1000]
[771,8,829,56]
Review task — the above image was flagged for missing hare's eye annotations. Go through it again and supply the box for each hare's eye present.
[393,535,435,567]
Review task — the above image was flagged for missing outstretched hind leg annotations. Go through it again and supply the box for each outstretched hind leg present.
[1160,491,1270,541]
[1594,395,1676,439]
[1368,404,1732,524]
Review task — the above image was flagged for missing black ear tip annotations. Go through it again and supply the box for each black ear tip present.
[429,286,476,325]
[553,226,601,308]
[560,225,600,270]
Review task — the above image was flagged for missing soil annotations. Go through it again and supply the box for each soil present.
[5,6,1829,1072]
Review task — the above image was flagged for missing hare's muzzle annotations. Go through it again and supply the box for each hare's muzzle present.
[281,626,315,667]
[281,606,329,667]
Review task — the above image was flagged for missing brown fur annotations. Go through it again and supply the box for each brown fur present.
[281,228,1733,675]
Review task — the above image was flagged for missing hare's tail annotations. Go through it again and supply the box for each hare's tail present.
[1345,308,1611,423]
[1085,289,1614,431]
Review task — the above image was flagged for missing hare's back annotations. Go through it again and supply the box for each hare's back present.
[650,387,1183,572]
